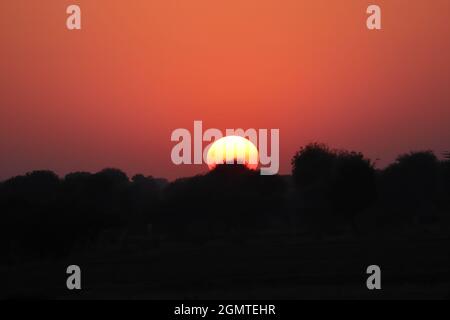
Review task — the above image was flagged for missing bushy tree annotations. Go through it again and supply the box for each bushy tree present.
[330,151,376,223]
[161,164,286,242]
[291,143,376,229]
[0,168,166,263]
[380,151,439,223]
[292,143,336,189]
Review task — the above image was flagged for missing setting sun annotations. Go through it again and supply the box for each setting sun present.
[206,136,259,171]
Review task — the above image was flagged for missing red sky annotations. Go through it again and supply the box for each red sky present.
[1,0,449,180]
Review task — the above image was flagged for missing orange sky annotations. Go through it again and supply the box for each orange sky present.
[1,0,449,180]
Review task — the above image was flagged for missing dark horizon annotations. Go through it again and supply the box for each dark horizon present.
[1,144,449,183]
[1,142,450,299]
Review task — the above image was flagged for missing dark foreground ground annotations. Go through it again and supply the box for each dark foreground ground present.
[2,230,450,300]
[2,154,450,299]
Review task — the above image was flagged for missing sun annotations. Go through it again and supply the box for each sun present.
[206,136,259,171]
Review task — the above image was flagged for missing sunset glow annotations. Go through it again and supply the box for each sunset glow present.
[0,1,449,180]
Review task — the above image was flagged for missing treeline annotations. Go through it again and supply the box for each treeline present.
[291,144,450,230]
[0,170,167,262]
[0,143,449,262]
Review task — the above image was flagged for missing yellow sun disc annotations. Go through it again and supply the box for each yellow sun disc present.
[206,136,259,170]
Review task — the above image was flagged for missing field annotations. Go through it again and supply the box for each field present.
[2,231,450,300]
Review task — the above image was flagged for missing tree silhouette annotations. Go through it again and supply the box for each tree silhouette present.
[129,174,166,231]
[0,146,448,264]
[291,143,376,230]
[440,153,450,212]
[161,164,286,242]
[0,168,168,262]
[0,171,63,260]
[329,150,376,227]
[292,143,336,189]
[380,151,439,224]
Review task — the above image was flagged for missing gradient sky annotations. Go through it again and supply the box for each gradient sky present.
[1,0,449,180]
